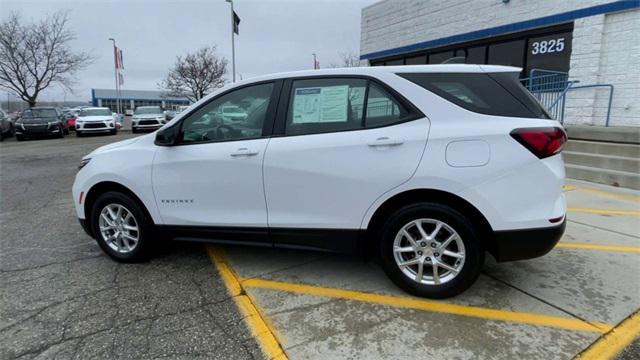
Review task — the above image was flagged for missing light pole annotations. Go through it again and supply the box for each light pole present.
[312,53,318,69]
[226,0,236,82]
[108,38,121,114]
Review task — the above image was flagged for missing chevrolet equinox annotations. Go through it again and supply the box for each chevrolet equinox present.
[72,65,567,298]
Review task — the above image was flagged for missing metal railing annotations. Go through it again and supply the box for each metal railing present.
[521,69,615,126]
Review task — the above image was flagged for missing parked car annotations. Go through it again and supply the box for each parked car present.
[15,107,68,140]
[72,65,566,298]
[0,108,15,141]
[131,106,165,133]
[125,109,134,116]
[219,105,248,122]
[75,107,118,136]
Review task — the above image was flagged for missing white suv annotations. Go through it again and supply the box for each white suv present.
[131,106,166,132]
[75,107,117,136]
[72,65,566,298]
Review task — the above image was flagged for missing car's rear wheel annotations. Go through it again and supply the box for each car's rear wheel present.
[379,203,483,299]
[91,191,152,262]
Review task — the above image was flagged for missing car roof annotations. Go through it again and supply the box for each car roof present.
[82,107,109,110]
[239,64,520,84]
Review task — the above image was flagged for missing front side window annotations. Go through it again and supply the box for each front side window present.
[180,82,274,144]
[285,78,412,136]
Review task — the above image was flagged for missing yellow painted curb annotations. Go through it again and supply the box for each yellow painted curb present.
[576,309,640,360]
[206,246,288,360]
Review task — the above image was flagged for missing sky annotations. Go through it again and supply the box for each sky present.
[1,0,377,102]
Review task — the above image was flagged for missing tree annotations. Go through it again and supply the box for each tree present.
[0,12,93,107]
[329,51,361,68]
[159,46,227,102]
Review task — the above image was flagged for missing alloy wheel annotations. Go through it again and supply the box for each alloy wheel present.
[393,218,466,285]
[98,203,140,253]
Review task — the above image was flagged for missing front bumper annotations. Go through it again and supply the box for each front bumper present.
[15,126,61,137]
[78,218,94,238]
[489,219,566,262]
[76,122,115,132]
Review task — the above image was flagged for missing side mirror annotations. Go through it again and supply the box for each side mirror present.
[155,123,180,146]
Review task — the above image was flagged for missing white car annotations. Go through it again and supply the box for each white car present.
[75,107,117,136]
[72,65,566,298]
[131,106,166,133]
[220,105,248,122]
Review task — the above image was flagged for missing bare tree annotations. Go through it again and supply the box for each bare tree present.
[329,51,361,68]
[0,12,93,107]
[159,47,227,102]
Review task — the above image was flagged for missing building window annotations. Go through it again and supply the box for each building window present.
[488,40,525,68]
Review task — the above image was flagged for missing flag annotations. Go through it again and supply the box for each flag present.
[114,47,124,69]
[232,11,240,35]
[118,71,124,86]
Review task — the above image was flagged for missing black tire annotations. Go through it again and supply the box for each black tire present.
[379,202,484,299]
[64,128,70,135]
[131,127,137,133]
[0,131,4,141]
[111,129,117,135]
[76,131,83,137]
[16,135,24,141]
[91,191,153,262]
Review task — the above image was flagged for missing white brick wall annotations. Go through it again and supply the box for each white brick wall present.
[361,0,640,127]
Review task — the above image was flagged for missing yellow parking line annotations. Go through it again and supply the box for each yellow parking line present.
[563,185,578,191]
[242,278,612,333]
[557,242,640,253]
[576,309,640,360]
[206,247,288,360]
[568,207,640,216]
[574,186,640,203]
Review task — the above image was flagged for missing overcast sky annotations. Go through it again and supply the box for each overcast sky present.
[2,0,376,102]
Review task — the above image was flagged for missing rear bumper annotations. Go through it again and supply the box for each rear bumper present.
[489,219,565,262]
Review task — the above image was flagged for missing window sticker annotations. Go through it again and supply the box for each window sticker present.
[292,85,349,123]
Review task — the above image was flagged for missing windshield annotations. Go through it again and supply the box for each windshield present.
[135,107,162,115]
[22,108,57,119]
[80,108,112,116]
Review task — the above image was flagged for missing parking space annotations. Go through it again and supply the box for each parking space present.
[211,180,639,359]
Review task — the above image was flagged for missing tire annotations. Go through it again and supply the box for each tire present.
[110,129,117,135]
[76,131,83,137]
[379,202,484,299]
[64,128,70,135]
[132,127,138,133]
[91,191,153,262]
[16,135,24,141]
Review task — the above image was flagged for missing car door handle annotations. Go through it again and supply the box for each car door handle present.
[230,148,259,157]
[367,137,404,147]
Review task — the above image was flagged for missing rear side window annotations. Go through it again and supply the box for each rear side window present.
[398,72,550,119]
[285,78,414,136]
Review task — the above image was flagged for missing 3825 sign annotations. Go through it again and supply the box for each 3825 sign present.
[530,37,565,55]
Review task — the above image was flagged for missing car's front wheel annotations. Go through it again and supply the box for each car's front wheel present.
[379,203,484,299]
[91,191,153,262]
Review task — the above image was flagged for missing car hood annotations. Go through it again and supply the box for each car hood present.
[133,114,163,118]
[86,137,141,158]
[78,116,113,121]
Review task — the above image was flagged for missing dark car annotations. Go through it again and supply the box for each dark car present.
[0,109,15,141]
[15,107,69,141]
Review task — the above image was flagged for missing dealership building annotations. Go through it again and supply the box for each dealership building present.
[360,0,640,127]
[91,89,190,112]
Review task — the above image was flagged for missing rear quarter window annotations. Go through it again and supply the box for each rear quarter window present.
[398,72,550,119]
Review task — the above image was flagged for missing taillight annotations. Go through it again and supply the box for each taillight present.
[510,127,567,159]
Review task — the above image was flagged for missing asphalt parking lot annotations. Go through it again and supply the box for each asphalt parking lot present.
[1,132,638,359]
